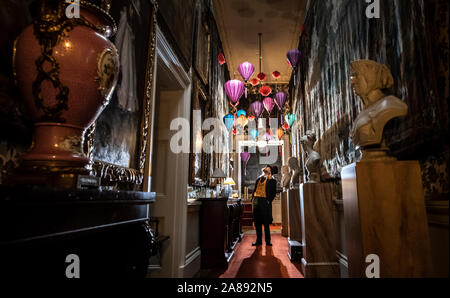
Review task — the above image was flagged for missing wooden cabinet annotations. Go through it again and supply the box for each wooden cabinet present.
[0,186,156,278]
[198,198,243,269]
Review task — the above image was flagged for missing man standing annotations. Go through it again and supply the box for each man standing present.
[252,165,278,247]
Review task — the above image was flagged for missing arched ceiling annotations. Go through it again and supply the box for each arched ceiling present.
[213,0,308,84]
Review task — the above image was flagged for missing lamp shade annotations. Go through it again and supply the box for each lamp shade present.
[224,177,236,186]
[212,168,226,178]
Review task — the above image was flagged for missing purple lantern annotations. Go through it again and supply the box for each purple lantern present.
[263,97,275,115]
[250,101,264,119]
[275,92,288,125]
[275,92,287,110]
[241,152,251,176]
[225,80,245,108]
[238,62,255,98]
[287,49,301,85]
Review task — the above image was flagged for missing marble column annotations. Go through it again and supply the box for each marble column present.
[300,182,340,278]
[341,161,433,278]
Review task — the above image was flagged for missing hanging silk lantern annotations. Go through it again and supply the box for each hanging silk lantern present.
[285,113,296,128]
[250,101,264,119]
[287,50,301,86]
[247,115,255,122]
[223,114,235,132]
[257,72,267,81]
[277,127,284,140]
[232,128,238,136]
[218,53,226,65]
[259,85,272,97]
[262,132,272,142]
[272,71,281,80]
[237,110,247,118]
[282,123,290,131]
[250,78,259,86]
[241,152,251,176]
[225,80,245,108]
[236,115,249,127]
[263,97,275,115]
[238,62,255,98]
[249,129,259,140]
[275,92,287,110]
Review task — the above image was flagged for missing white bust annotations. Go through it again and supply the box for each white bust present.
[281,165,291,190]
[300,130,321,183]
[288,157,301,189]
[350,60,408,159]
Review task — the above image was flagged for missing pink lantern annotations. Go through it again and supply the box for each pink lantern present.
[225,80,245,108]
[239,62,255,98]
[263,97,275,114]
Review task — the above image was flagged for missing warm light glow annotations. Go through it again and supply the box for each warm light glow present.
[64,41,72,49]
[224,177,236,185]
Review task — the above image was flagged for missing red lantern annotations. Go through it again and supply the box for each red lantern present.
[257,72,267,81]
[259,86,272,97]
[218,53,226,65]
[250,78,259,86]
[282,123,290,131]
[232,128,238,136]
[247,115,255,122]
[272,71,281,80]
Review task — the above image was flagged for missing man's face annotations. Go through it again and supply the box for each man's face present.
[350,70,368,98]
[263,167,272,176]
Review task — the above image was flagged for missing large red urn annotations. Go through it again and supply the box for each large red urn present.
[13,0,119,169]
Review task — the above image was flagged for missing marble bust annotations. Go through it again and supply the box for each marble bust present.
[281,165,291,190]
[350,60,408,159]
[288,157,301,189]
[300,130,321,183]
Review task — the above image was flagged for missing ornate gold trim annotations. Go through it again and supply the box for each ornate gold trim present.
[95,47,119,105]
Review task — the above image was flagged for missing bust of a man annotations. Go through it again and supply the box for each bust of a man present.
[350,60,408,154]
[288,157,301,189]
[300,130,321,183]
[281,165,291,190]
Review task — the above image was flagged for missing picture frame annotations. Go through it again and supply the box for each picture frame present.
[194,6,211,86]
[189,79,210,186]
[85,0,158,190]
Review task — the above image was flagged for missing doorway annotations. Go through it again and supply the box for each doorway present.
[147,27,191,278]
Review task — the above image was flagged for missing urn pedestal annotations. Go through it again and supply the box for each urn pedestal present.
[300,183,340,278]
[341,161,433,278]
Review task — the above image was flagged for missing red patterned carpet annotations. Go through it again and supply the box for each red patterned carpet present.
[219,233,303,278]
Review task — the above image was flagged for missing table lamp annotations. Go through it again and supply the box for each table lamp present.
[211,168,226,196]
[223,177,236,198]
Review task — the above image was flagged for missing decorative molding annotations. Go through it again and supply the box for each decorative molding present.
[156,27,191,89]
[426,200,449,228]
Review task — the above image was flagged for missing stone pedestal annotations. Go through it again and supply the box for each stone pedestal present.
[287,189,303,262]
[281,192,289,237]
[341,161,433,278]
[300,183,340,278]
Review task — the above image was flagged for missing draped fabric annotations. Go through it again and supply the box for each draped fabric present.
[115,8,138,112]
